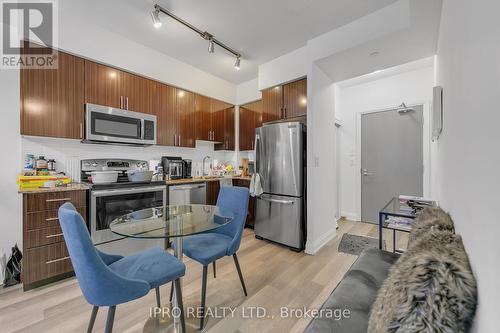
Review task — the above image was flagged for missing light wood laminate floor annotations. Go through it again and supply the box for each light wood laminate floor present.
[0,220,408,333]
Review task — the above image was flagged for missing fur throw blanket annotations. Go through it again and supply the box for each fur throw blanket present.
[407,207,455,248]
[368,224,477,332]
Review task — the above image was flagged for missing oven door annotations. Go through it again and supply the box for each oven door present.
[85,104,156,145]
[90,185,167,245]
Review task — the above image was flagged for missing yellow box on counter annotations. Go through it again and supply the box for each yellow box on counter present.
[17,175,72,189]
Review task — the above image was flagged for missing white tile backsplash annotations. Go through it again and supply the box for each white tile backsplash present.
[21,136,234,181]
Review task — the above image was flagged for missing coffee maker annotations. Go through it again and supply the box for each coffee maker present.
[183,159,192,178]
[161,156,183,180]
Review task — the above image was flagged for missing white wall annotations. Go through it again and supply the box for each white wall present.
[305,64,337,254]
[236,78,261,105]
[258,46,309,90]
[336,65,435,220]
[0,67,21,282]
[436,0,500,330]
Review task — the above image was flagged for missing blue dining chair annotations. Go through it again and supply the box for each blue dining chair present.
[171,186,250,329]
[58,202,186,333]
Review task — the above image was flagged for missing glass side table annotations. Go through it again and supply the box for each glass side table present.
[379,197,416,253]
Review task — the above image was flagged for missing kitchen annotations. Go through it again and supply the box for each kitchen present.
[14,38,308,292]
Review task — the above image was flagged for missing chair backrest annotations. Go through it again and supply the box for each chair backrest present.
[215,186,250,255]
[58,202,149,306]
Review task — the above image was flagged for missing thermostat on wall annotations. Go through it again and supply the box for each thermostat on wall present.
[432,86,443,141]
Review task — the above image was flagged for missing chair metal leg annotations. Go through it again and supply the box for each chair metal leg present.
[174,279,186,333]
[169,281,174,303]
[233,253,247,296]
[155,287,161,308]
[213,260,216,278]
[104,306,116,333]
[87,306,99,333]
[200,265,208,330]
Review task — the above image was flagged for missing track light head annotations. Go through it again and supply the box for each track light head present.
[234,57,241,71]
[208,39,215,53]
[151,9,162,29]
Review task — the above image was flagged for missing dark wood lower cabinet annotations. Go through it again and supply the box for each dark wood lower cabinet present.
[206,179,255,228]
[22,190,88,291]
[233,179,255,228]
[206,181,220,206]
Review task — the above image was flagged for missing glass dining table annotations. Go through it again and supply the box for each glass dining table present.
[110,204,234,333]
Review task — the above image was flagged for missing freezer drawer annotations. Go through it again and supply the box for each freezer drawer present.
[255,194,304,250]
[168,183,207,206]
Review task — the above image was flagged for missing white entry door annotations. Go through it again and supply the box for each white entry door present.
[361,105,424,223]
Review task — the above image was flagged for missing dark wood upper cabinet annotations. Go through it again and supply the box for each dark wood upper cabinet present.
[84,61,123,109]
[153,83,177,146]
[222,107,235,150]
[262,85,283,123]
[195,94,212,141]
[283,78,307,118]
[21,49,85,139]
[211,99,231,143]
[122,72,155,114]
[20,46,234,147]
[176,89,196,148]
[261,77,307,123]
[239,100,262,151]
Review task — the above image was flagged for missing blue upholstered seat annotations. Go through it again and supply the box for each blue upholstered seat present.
[109,247,185,289]
[182,233,233,266]
[181,186,250,266]
[58,202,186,333]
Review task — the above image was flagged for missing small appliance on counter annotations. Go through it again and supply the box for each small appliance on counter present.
[183,159,192,178]
[161,156,183,180]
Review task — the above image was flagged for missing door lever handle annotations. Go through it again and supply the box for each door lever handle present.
[361,168,375,176]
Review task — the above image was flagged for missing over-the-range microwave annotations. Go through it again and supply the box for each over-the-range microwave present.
[84,103,157,146]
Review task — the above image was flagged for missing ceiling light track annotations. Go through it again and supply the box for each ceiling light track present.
[152,4,242,69]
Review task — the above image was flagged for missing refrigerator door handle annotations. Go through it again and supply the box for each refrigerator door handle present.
[254,133,260,174]
[259,195,295,205]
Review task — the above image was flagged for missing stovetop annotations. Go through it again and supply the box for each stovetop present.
[81,158,165,190]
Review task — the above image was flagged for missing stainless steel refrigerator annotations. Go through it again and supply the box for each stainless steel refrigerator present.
[254,122,306,251]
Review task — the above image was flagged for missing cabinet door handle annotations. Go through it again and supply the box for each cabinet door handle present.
[120,96,123,109]
[46,197,71,203]
[174,135,177,146]
[79,123,83,139]
[126,97,129,110]
[46,256,70,265]
[46,233,63,239]
[46,217,59,222]
[178,136,181,146]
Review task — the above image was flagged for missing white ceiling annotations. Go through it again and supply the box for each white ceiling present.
[60,0,398,84]
[316,0,443,82]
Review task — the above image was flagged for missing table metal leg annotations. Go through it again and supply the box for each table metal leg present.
[378,212,383,250]
[172,215,184,333]
[392,229,396,253]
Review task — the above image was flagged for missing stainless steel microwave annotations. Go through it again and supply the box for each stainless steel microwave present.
[85,103,157,145]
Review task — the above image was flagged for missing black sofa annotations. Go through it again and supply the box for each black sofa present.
[304,249,400,333]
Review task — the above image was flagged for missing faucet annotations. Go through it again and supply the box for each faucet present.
[202,155,212,176]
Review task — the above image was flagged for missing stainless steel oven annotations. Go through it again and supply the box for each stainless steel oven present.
[85,103,157,145]
[90,185,167,245]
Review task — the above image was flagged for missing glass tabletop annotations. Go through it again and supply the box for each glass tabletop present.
[109,204,234,239]
[380,197,417,218]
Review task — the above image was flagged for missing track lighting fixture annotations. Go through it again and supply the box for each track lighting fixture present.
[150,9,162,29]
[208,38,215,53]
[151,4,242,70]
